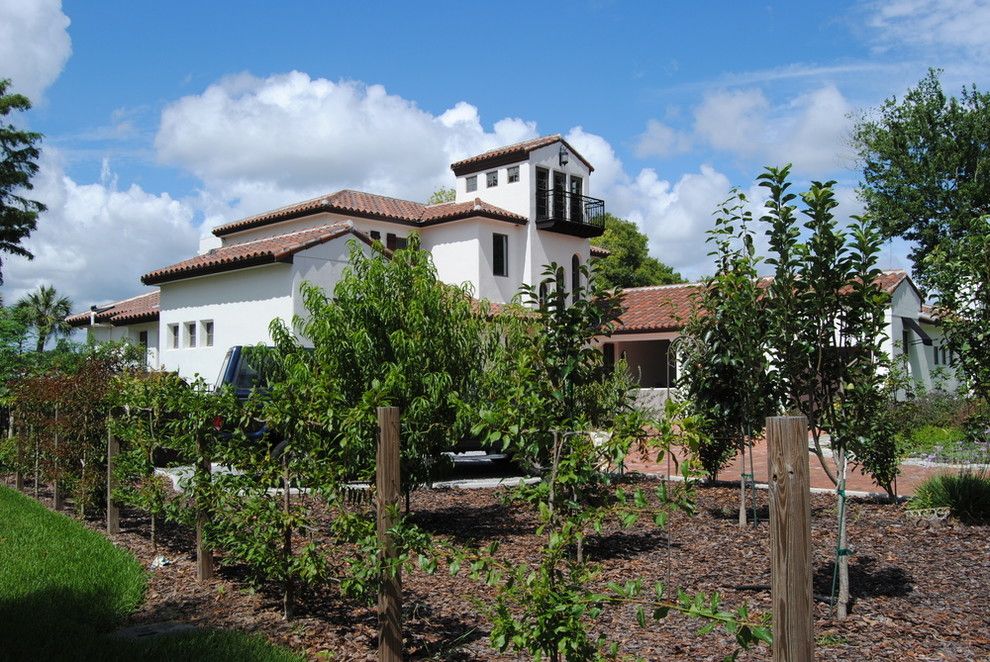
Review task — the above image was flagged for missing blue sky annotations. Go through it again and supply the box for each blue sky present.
[3,0,988,307]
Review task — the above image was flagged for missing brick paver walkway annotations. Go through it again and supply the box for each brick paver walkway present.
[623,437,960,497]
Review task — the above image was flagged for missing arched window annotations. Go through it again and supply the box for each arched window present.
[571,254,581,301]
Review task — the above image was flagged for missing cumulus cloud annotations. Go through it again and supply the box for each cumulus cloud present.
[156,72,539,224]
[634,119,691,158]
[1,149,199,308]
[693,85,855,175]
[694,89,770,156]
[0,0,71,101]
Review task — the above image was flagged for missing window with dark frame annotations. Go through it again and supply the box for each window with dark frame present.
[466,175,477,192]
[394,236,408,250]
[186,322,197,348]
[370,230,381,242]
[507,165,519,183]
[486,170,498,187]
[571,254,581,300]
[493,233,508,277]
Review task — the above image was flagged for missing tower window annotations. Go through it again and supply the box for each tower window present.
[486,171,498,188]
[466,175,477,192]
[507,166,520,183]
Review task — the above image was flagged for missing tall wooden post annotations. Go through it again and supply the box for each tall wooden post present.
[767,416,814,662]
[195,436,214,581]
[376,406,402,662]
[32,424,38,499]
[107,429,120,534]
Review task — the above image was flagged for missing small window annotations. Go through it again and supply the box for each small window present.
[466,175,477,192]
[186,322,197,348]
[493,233,508,277]
[395,236,408,250]
[370,230,381,241]
[202,320,214,347]
[507,166,520,183]
[167,324,179,350]
[486,171,498,188]
[138,330,148,349]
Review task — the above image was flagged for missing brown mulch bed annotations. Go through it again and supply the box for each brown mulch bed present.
[6,474,990,660]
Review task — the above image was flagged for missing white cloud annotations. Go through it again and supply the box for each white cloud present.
[868,0,990,59]
[633,119,691,158]
[0,149,199,309]
[155,72,539,223]
[693,85,856,175]
[0,0,71,101]
[694,89,770,156]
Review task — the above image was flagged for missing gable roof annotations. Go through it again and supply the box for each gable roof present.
[615,283,701,334]
[450,134,595,176]
[211,190,527,237]
[66,290,160,328]
[614,270,917,335]
[143,222,375,285]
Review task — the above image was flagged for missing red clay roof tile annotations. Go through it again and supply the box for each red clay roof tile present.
[449,134,594,175]
[66,290,160,327]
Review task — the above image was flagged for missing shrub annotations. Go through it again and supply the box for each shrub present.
[911,470,990,524]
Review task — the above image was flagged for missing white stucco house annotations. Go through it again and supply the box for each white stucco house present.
[68,135,608,381]
[606,269,962,405]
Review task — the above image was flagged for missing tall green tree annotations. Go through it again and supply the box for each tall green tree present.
[853,69,990,279]
[0,79,46,283]
[762,165,895,619]
[590,213,682,288]
[426,186,455,204]
[16,284,71,352]
[679,191,774,525]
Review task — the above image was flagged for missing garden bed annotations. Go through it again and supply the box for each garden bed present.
[11,475,987,661]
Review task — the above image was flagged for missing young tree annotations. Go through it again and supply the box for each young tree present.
[761,165,895,619]
[853,69,990,278]
[679,191,774,525]
[590,213,682,288]
[0,79,46,283]
[16,284,71,352]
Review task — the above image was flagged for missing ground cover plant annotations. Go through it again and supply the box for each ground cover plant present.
[0,485,301,661]
[910,470,990,523]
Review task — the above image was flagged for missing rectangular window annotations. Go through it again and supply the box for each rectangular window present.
[493,233,508,277]
[466,175,477,192]
[394,236,408,250]
[507,165,520,183]
[486,170,498,188]
[186,322,197,348]
[370,230,381,242]
[138,330,148,349]
[536,167,549,218]
[168,324,179,350]
[202,320,214,347]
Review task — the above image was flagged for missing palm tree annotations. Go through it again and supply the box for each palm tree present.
[17,285,72,352]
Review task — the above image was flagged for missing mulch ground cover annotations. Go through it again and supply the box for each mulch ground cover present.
[8,475,989,660]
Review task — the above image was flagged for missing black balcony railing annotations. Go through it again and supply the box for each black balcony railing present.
[536,188,606,236]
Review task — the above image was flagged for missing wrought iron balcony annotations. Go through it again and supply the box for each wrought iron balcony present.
[535,188,606,238]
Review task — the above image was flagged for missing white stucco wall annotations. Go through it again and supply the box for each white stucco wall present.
[455,157,532,218]
[84,322,159,369]
[158,264,295,381]
[289,235,374,331]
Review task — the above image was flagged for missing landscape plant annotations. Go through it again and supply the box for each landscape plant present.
[910,470,990,524]
[679,190,775,525]
[760,165,896,619]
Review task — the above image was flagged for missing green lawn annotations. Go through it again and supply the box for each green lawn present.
[0,485,302,661]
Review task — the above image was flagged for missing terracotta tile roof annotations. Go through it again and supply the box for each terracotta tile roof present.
[66,290,160,327]
[590,245,610,258]
[615,283,701,333]
[450,134,595,175]
[615,270,913,335]
[143,222,373,285]
[211,190,526,237]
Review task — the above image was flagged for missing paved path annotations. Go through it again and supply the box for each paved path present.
[622,437,964,497]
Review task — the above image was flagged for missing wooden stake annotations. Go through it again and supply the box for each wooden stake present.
[767,416,814,662]
[376,406,402,662]
[107,429,120,534]
[195,436,214,581]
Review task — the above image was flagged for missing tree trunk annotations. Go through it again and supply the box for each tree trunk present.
[738,439,748,528]
[836,450,850,619]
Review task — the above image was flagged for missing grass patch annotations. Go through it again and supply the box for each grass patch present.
[910,470,990,524]
[0,486,301,661]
